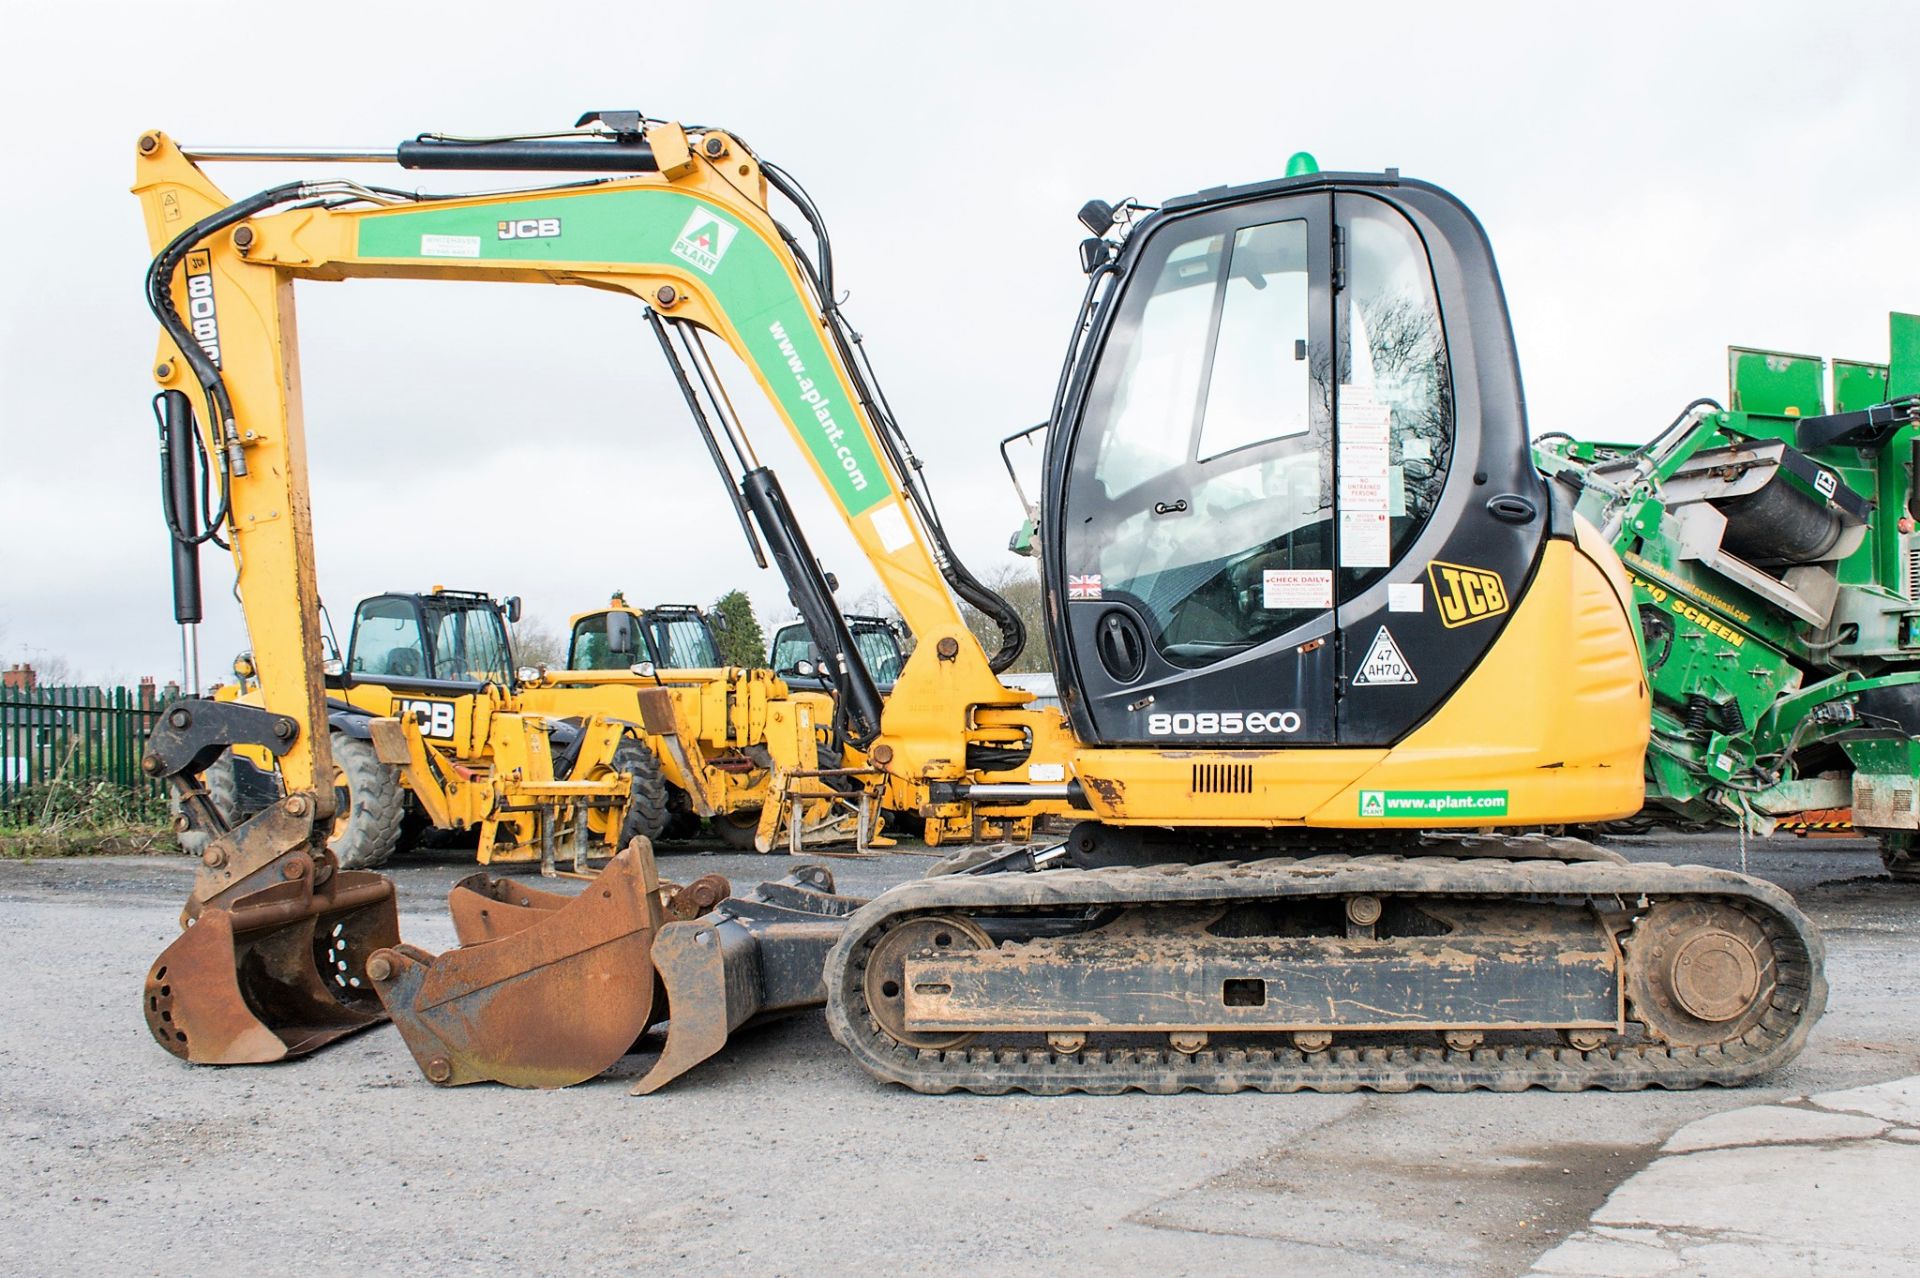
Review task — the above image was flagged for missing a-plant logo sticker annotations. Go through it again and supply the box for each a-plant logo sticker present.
[671,208,738,274]
[498,217,562,240]
[1427,560,1509,628]
[1359,789,1509,819]
[182,249,221,367]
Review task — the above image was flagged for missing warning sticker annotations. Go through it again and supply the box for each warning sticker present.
[1353,626,1417,686]
[1387,582,1424,613]
[1262,569,1332,610]
[1340,510,1391,568]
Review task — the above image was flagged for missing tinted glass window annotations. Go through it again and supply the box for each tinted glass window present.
[427,603,511,683]
[770,624,813,672]
[651,617,719,668]
[1067,216,1329,667]
[1336,202,1454,585]
[854,629,903,687]
[351,598,426,679]
[569,612,651,670]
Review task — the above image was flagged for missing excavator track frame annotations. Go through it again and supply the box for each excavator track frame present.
[823,853,1824,1095]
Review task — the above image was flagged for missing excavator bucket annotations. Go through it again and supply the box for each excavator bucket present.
[373,839,862,1092]
[141,698,403,1065]
[368,840,669,1088]
[445,866,731,945]
[144,870,400,1063]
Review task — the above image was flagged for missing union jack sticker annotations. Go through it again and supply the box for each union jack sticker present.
[1067,573,1103,600]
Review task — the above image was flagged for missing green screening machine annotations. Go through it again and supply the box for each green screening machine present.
[1536,313,1920,880]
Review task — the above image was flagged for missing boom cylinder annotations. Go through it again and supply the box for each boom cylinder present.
[157,389,203,625]
[396,137,659,172]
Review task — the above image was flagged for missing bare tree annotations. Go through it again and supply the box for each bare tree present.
[510,618,565,669]
[961,562,1052,674]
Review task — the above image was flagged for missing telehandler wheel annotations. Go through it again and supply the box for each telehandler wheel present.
[661,787,704,842]
[170,751,242,857]
[612,740,671,846]
[713,807,763,850]
[327,731,406,870]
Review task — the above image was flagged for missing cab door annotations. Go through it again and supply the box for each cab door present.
[1327,190,1544,745]
[1055,194,1338,746]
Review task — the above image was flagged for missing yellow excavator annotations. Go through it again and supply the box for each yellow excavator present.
[135,113,1823,1094]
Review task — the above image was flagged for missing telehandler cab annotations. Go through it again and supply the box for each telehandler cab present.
[136,113,1823,1095]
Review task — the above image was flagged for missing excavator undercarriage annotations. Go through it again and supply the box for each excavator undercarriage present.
[824,848,1823,1094]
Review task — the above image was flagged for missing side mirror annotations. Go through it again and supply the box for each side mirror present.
[629,660,657,679]
[503,595,523,624]
[1079,237,1112,275]
[709,611,730,633]
[606,610,634,654]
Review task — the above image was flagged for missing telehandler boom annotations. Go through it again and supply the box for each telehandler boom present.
[136,114,1823,1094]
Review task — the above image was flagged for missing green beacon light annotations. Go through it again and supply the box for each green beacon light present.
[1285,151,1320,177]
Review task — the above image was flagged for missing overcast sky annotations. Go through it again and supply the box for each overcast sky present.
[2,1,1916,687]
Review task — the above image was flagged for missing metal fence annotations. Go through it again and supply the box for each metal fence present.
[0,686,174,825]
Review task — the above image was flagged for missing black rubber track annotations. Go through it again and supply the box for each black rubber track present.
[822,854,1825,1095]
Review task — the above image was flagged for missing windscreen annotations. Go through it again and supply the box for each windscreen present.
[569,612,653,670]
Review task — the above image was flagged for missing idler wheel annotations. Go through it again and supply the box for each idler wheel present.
[1624,901,1774,1046]
[863,915,993,1050]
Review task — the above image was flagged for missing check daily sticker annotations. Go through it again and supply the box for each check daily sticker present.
[1262,569,1333,610]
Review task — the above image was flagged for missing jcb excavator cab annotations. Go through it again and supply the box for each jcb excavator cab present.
[1044,169,1548,750]
[770,615,907,693]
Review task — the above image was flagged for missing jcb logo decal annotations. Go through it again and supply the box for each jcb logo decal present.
[497,217,562,240]
[1427,560,1508,628]
[398,698,457,741]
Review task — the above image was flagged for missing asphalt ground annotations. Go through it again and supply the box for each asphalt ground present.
[2,830,1913,1276]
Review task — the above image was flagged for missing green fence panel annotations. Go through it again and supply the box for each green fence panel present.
[0,685,174,826]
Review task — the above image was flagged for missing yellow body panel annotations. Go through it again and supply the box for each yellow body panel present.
[1069,531,1648,827]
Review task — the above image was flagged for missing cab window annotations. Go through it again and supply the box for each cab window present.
[1335,200,1454,588]
[351,598,427,679]
[569,613,651,670]
[1067,215,1328,667]
[426,603,511,684]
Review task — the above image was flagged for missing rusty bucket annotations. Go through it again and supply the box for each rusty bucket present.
[144,869,400,1063]
[368,841,669,1088]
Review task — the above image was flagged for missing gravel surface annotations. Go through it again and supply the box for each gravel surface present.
[3,831,1913,1276]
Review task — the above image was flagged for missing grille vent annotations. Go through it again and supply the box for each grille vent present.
[1907,541,1920,603]
[1192,763,1254,795]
